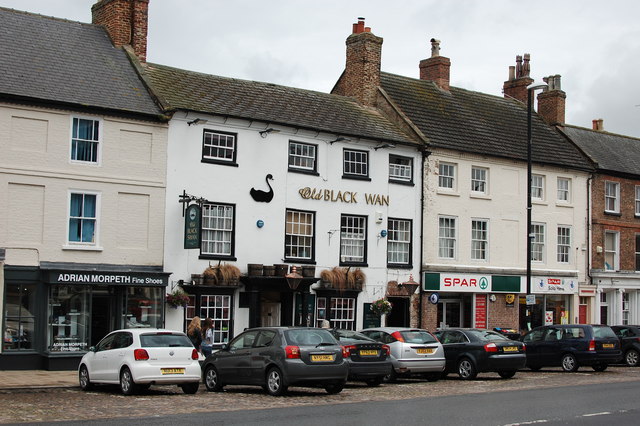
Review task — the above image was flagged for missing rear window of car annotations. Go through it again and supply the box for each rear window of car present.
[467,330,509,341]
[592,326,617,339]
[284,329,337,346]
[335,330,374,342]
[400,330,438,344]
[140,333,193,348]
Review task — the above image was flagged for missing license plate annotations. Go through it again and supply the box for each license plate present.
[416,348,435,354]
[502,346,519,352]
[603,343,614,349]
[311,354,334,362]
[161,368,185,375]
[359,350,379,356]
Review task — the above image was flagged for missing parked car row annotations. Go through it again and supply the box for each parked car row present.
[77,324,633,396]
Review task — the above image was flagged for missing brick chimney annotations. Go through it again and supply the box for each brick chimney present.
[592,118,604,131]
[332,18,383,107]
[536,75,566,125]
[419,38,451,91]
[503,54,534,103]
[92,0,149,62]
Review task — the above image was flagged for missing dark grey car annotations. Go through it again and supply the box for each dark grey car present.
[201,327,348,396]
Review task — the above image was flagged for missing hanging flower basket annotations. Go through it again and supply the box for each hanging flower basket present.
[370,298,392,316]
[166,288,190,309]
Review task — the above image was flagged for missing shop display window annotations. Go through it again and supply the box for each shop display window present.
[124,287,163,329]
[3,283,36,351]
[48,286,89,352]
[200,295,231,343]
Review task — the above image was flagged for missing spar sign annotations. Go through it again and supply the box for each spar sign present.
[441,273,490,293]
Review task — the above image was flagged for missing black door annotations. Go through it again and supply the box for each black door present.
[386,297,409,327]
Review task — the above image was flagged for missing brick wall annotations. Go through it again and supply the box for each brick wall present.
[92,0,149,62]
[537,90,566,125]
[487,294,519,329]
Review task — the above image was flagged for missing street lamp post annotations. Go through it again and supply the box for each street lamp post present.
[526,82,548,331]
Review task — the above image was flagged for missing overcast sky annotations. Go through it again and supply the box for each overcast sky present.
[3,0,640,137]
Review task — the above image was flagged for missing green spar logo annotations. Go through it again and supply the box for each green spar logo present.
[479,277,489,290]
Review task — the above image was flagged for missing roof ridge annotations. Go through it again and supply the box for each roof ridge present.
[560,123,640,142]
[0,6,92,27]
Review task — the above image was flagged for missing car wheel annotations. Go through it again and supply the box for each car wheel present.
[423,372,440,382]
[457,358,477,380]
[383,369,398,383]
[266,367,288,396]
[592,364,608,372]
[498,370,516,379]
[561,354,579,372]
[78,365,93,391]
[365,376,384,387]
[529,365,541,371]
[120,367,138,395]
[181,382,199,394]
[204,365,224,392]
[324,381,345,394]
[625,349,640,367]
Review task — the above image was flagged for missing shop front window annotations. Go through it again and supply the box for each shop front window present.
[544,294,569,325]
[200,295,231,344]
[124,287,163,329]
[3,283,36,351]
[48,286,89,352]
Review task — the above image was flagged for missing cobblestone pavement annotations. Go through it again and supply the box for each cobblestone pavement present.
[1,367,639,424]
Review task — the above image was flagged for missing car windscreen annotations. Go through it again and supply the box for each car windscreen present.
[140,333,193,347]
[592,326,617,339]
[467,330,510,341]
[284,329,337,346]
[399,330,438,344]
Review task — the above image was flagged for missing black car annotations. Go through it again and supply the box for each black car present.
[434,328,526,380]
[201,327,348,396]
[329,329,392,386]
[522,324,622,372]
[610,325,640,367]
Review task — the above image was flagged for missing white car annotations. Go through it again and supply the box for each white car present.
[78,328,201,395]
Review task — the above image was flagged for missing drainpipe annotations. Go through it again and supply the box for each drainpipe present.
[418,148,431,328]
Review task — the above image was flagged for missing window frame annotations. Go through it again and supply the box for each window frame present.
[604,181,620,213]
[66,190,100,248]
[387,218,412,267]
[342,148,370,180]
[288,141,318,175]
[635,186,640,216]
[438,162,456,190]
[471,218,488,261]
[557,225,571,264]
[340,214,368,266]
[70,116,101,165]
[388,155,414,185]
[470,166,488,194]
[438,215,457,259]
[530,222,545,262]
[604,230,619,271]
[200,202,236,259]
[284,208,316,263]
[636,234,640,271]
[557,177,571,202]
[531,174,545,201]
[201,129,238,166]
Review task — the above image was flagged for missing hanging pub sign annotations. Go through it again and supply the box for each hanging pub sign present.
[184,204,201,249]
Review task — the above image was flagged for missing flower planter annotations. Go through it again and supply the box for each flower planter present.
[301,266,316,277]
[247,264,263,276]
[263,265,275,276]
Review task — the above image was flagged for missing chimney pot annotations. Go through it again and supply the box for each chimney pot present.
[419,38,450,91]
[537,74,566,125]
[592,119,604,131]
[503,54,534,103]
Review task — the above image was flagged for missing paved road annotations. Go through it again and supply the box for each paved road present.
[2,366,640,424]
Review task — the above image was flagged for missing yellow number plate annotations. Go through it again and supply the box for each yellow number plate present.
[161,368,185,375]
[311,354,334,362]
[502,346,519,352]
[603,343,614,349]
[416,348,435,354]
[359,350,379,356]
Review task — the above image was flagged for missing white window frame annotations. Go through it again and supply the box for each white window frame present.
[70,116,101,165]
[471,219,488,261]
[65,190,101,249]
[438,162,456,190]
[201,203,234,257]
[636,234,640,271]
[604,230,619,271]
[389,155,413,183]
[622,292,630,325]
[330,297,356,330]
[285,209,314,261]
[387,218,412,265]
[340,214,367,264]
[438,216,457,259]
[199,295,232,344]
[605,181,620,213]
[288,141,317,172]
[531,174,545,200]
[471,167,488,194]
[343,149,369,178]
[557,225,571,263]
[202,130,236,163]
[531,222,545,262]
[557,177,571,202]
[635,186,640,216]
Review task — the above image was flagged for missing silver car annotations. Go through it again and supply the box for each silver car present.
[360,327,446,381]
